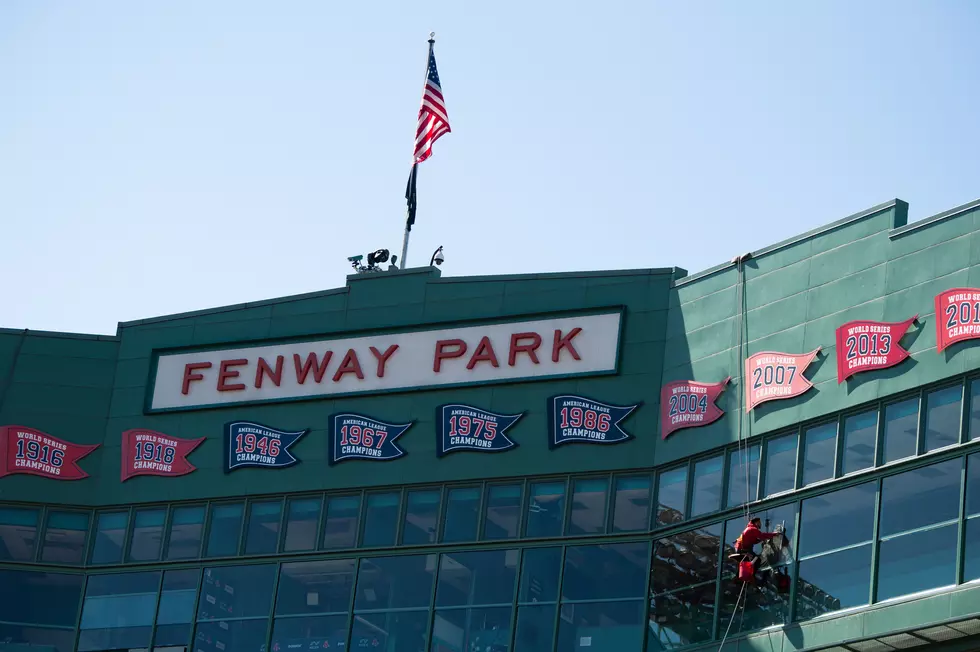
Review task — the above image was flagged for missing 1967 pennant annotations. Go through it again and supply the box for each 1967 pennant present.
[660,378,730,439]
[835,316,916,383]
[0,425,99,480]
[744,349,820,411]
[328,413,411,465]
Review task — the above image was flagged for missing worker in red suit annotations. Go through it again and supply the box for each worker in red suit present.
[735,517,780,575]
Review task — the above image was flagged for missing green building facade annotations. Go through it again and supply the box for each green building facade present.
[2,197,980,652]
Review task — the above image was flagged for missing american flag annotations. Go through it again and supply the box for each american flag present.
[413,39,450,164]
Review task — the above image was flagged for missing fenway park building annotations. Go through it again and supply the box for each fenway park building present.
[3,198,980,652]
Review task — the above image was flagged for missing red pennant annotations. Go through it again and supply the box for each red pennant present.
[121,429,205,482]
[660,377,730,440]
[0,426,99,481]
[935,288,980,352]
[744,349,820,411]
[836,315,916,383]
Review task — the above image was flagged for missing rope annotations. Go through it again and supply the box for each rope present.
[717,581,747,652]
[733,257,750,520]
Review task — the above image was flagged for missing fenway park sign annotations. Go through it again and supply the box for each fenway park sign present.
[148,311,622,411]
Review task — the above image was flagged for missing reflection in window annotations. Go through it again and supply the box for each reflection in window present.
[194,619,267,652]
[719,570,791,633]
[519,547,561,603]
[563,542,648,601]
[965,518,980,582]
[842,410,876,475]
[0,570,85,626]
[154,569,200,648]
[436,549,519,606]
[272,614,348,652]
[880,458,960,537]
[485,483,522,540]
[205,502,243,557]
[77,571,160,651]
[354,554,436,611]
[40,511,89,564]
[652,524,721,594]
[765,433,797,496]
[925,386,962,452]
[557,601,645,652]
[0,624,75,652]
[432,606,512,652]
[796,544,871,620]
[90,510,129,564]
[283,496,321,552]
[128,507,165,562]
[883,398,918,463]
[656,466,687,526]
[0,507,37,561]
[799,482,876,557]
[648,583,716,650]
[802,422,837,486]
[442,486,481,542]
[276,559,356,615]
[351,611,428,652]
[722,502,797,576]
[322,494,360,549]
[613,475,651,532]
[526,481,566,538]
[245,499,282,554]
[166,505,205,560]
[690,456,722,517]
[402,489,440,545]
[877,523,958,601]
[968,453,980,516]
[362,492,400,547]
[569,477,608,535]
[727,445,759,508]
[198,565,276,620]
[514,603,556,652]
[970,381,980,441]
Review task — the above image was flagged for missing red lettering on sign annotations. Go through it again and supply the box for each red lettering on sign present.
[466,336,500,370]
[293,352,333,384]
[217,359,248,392]
[552,328,582,362]
[369,345,399,378]
[332,349,364,382]
[433,339,467,372]
[508,332,542,366]
[254,355,284,388]
[181,362,212,395]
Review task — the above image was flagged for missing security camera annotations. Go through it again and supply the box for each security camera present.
[430,246,445,266]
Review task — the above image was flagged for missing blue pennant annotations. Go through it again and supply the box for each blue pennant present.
[548,395,640,449]
[436,404,523,457]
[224,421,308,472]
[328,413,411,465]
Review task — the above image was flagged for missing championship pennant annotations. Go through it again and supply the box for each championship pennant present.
[224,421,307,472]
[548,395,639,449]
[0,425,99,480]
[744,349,820,411]
[835,316,916,383]
[935,288,980,352]
[121,429,205,482]
[328,413,411,465]
[660,378,730,440]
[436,404,523,457]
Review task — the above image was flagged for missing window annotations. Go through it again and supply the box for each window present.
[436,549,519,607]
[77,571,160,651]
[727,445,759,508]
[969,452,980,516]
[877,523,958,601]
[40,510,89,564]
[282,496,321,552]
[796,544,872,620]
[802,422,837,486]
[842,410,877,474]
[154,569,200,648]
[205,502,243,557]
[362,492,400,547]
[128,507,165,562]
[879,458,960,537]
[526,481,566,538]
[196,564,276,651]
[244,499,282,554]
[0,506,38,561]
[652,525,721,595]
[166,504,205,560]
[515,548,561,652]
[569,477,608,535]
[484,483,522,539]
[964,517,980,582]
[442,486,481,542]
[559,601,646,652]
[765,433,798,496]
[691,456,722,517]
[354,554,436,611]
[194,619,268,652]
[612,475,651,532]
[656,466,687,525]
[402,489,440,545]
[0,624,74,652]
[799,481,876,557]
[90,510,129,564]
[351,611,428,651]
[273,613,348,652]
[514,603,556,652]
[276,559,356,615]
[322,494,360,549]
[0,570,84,627]
[925,386,962,452]
[883,398,918,463]
[970,380,980,441]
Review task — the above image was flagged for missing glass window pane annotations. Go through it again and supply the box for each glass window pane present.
[198,564,276,620]
[272,614,347,652]
[154,569,200,648]
[691,456,722,517]
[925,386,962,452]
[880,458,960,536]
[436,549,519,607]
[78,571,160,652]
[720,566,791,634]
[764,433,798,496]
[569,478,609,535]
[877,523,958,601]
[194,619,267,652]
[970,380,980,441]
[40,510,89,564]
[727,445,760,508]
[612,475,651,533]
[276,559,356,615]
[90,510,129,564]
[968,453,980,516]
[485,483,522,540]
[842,410,877,475]
[557,600,645,652]
[283,496,321,552]
[0,570,84,626]
[354,554,437,611]
[128,507,165,562]
[322,494,360,549]
[722,502,797,579]
[442,486,481,543]
[802,422,837,486]
[656,466,687,526]
[515,603,556,652]
[362,492,400,547]
[562,542,649,601]
[352,611,428,652]
[166,505,205,560]
[649,583,716,649]
[883,398,918,463]
[965,517,980,582]
[799,481,876,557]
[526,481,566,538]
[431,606,511,652]
[402,489,440,545]
[795,544,871,620]
[0,624,74,652]
[244,499,282,554]
[652,524,721,594]
[519,547,562,603]
[205,502,243,557]
[0,506,38,561]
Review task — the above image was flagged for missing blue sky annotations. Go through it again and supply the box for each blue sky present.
[2,1,978,335]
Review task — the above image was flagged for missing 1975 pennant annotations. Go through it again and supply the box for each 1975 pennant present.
[436,404,523,457]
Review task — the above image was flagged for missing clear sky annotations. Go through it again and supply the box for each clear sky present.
[2,1,978,335]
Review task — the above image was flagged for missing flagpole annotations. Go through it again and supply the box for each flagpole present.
[400,33,436,270]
